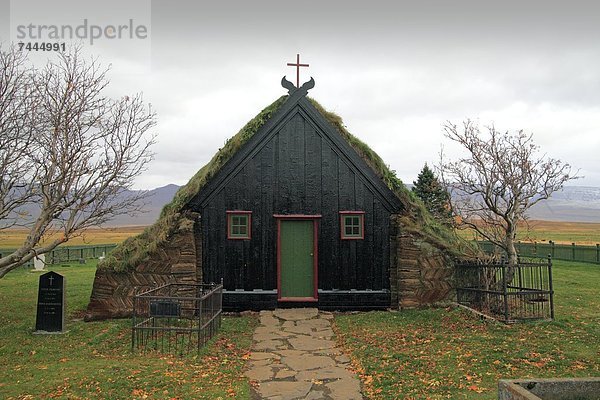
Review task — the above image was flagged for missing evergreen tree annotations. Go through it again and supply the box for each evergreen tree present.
[412,164,452,225]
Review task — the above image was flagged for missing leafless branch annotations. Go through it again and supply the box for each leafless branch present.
[0,45,156,277]
[0,44,40,228]
[439,119,579,267]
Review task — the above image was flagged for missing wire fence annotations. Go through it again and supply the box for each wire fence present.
[0,244,118,268]
[478,241,600,265]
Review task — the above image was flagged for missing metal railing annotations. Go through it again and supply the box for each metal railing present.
[455,257,554,323]
[478,241,600,265]
[132,281,223,355]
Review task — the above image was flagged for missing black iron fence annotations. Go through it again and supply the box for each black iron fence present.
[478,241,600,265]
[132,281,223,355]
[455,257,554,323]
[0,244,117,268]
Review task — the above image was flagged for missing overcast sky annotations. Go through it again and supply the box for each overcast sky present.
[2,0,599,189]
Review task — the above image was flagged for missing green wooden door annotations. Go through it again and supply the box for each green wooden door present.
[279,220,315,299]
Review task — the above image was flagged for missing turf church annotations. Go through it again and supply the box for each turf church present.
[86,62,457,320]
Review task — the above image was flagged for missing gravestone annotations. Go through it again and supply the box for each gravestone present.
[150,300,181,317]
[33,254,46,271]
[35,271,66,333]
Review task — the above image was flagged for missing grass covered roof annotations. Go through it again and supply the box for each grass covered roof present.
[100,95,468,272]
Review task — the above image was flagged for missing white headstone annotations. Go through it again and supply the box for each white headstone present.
[33,254,46,271]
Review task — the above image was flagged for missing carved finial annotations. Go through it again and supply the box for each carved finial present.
[281,76,296,93]
[301,77,315,92]
[281,76,315,96]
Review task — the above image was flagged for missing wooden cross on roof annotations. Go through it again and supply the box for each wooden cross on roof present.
[286,54,309,88]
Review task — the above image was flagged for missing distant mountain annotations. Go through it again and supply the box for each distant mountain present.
[5,182,595,227]
[403,184,600,224]
[103,184,599,226]
[528,186,600,223]
[25,183,600,226]
[0,184,182,229]
[109,184,181,226]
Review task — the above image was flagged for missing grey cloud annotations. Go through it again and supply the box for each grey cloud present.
[1,0,599,189]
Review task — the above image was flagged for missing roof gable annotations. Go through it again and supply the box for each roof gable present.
[185,91,403,212]
[98,83,469,274]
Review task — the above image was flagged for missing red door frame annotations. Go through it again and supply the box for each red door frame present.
[274,214,321,302]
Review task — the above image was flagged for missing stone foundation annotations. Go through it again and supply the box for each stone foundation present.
[85,218,199,321]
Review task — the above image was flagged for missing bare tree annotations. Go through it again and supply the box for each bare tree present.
[440,120,578,267]
[0,46,156,278]
[0,45,39,228]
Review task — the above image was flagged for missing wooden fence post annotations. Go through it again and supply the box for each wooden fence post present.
[596,244,599,264]
[571,243,576,261]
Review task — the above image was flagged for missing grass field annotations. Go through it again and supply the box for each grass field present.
[2,220,599,250]
[334,260,600,399]
[517,220,600,244]
[0,226,147,248]
[0,260,598,399]
[0,261,257,399]
[458,220,600,245]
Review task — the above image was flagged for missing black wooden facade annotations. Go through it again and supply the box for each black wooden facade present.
[186,87,403,310]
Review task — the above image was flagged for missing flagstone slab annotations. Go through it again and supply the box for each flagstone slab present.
[335,354,350,363]
[304,391,327,400]
[254,332,285,341]
[245,365,275,381]
[275,349,306,357]
[256,381,313,399]
[250,351,281,361]
[282,355,336,371]
[275,330,298,338]
[260,312,279,326]
[295,366,356,382]
[274,369,297,379]
[255,339,285,351]
[283,325,316,335]
[326,378,362,400]
[282,320,296,328]
[310,329,334,339]
[288,337,335,351]
[314,348,342,356]
[273,308,319,321]
[255,326,282,335]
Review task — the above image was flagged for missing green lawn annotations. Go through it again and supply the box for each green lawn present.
[334,260,600,399]
[0,262,257,399]
[1,260,598,399]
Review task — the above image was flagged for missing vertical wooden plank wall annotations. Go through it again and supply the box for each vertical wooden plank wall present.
[199,109,392,295]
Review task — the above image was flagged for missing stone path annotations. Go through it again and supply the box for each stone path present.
[245,308,363,400]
